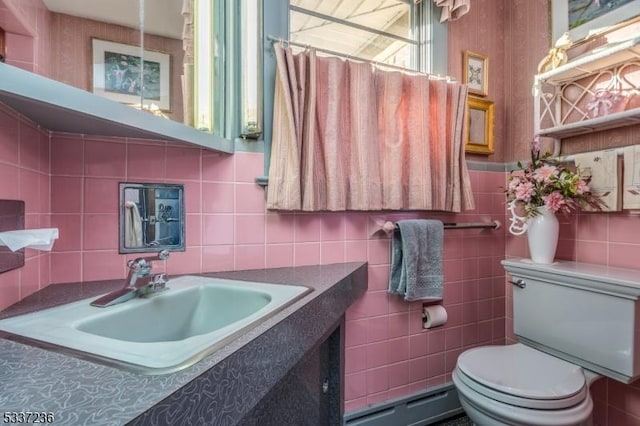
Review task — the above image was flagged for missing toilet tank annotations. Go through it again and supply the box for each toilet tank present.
[502,259,640,383]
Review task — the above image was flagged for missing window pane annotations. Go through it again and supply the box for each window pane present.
[290,0,411,39]
[194,0,213,132]
[241,0,262,137]
[211,0,226,137]
[289,0,416,70]
[194,0,226,137]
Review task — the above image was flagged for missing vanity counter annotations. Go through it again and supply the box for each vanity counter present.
[0,262,367,425]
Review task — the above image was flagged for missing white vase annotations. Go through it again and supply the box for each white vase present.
[526,206,559,264]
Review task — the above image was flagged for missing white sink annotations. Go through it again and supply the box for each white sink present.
[0,276,310,374]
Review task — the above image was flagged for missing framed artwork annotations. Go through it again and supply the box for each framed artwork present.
[465,97,494,155]
[551,0,640,43]
[463,50,488,97]
[92,39,171,111]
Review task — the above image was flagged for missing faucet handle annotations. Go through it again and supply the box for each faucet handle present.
[127,250,170,270]
[151,273,168,289]
[143,249,170,262]
[155,249,170,261]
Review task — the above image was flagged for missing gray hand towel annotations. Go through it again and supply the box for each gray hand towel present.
[388,219,444,301]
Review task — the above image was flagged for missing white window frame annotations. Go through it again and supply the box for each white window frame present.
[256,0,447,184]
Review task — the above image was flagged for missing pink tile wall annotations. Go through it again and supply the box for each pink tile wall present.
[0,103,50,311]
[0,0,510,415]
[0,0,50,76]
[344,170,507,411]
[48,132,507,411]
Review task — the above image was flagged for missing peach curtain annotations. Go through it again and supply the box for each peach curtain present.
[266,44,475,212]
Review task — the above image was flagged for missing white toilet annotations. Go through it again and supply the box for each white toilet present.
[452,259,640,426]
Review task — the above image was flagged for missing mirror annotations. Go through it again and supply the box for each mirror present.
[119,183,185,254]
[41,0,197,129]
[2,0,261,144]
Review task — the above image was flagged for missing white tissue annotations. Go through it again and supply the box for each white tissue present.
[0,228,59,252]
[423,305,448,329]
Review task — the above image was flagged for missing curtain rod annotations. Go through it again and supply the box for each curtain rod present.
[267,35,456,81]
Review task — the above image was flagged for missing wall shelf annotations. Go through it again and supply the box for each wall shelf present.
[537,36,640,85]
[537,108,640,138]
[534,36,640,139]
[0,63,234,153]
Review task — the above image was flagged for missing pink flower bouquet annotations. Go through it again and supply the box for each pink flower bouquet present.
[505,137,605,218]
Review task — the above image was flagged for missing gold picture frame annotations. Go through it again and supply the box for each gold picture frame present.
[465,97,494,155]
[463,50,488,97]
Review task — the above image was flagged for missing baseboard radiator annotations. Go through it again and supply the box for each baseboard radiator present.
[344,383,464,426]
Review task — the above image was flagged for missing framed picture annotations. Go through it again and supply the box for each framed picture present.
[465,97,494,155]
[463,50,488,97]
[92,39,171,111]
[551,0,640,43]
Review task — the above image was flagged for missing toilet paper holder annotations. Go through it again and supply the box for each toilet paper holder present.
[422,304,448,329]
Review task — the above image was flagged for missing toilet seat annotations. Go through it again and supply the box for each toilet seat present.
[456,344,588,410]
[453,368,594,426]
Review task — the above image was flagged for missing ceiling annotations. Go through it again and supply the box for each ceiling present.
[42,0,184,39]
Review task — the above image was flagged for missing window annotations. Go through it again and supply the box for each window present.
[258,0,447,182]
[194,0,262,141]
[241,0,263,138]
[285,0,447,80]
[194,0,217,134]
[289,0,423,71]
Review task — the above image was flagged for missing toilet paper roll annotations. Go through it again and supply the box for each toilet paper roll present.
[423,305,448,329]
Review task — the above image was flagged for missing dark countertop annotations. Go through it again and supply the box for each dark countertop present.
[0,262,368,425]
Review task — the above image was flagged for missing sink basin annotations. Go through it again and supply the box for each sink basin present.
[0,276,311,374]
[78,284,274,342]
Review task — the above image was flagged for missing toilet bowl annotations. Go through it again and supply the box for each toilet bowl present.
[451,259,640,426]
[452,344,600,426]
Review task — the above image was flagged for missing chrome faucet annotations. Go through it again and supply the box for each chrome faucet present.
[91,250,170,307]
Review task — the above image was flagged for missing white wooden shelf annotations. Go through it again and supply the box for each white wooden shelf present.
[537,108,640,138]
[534,36,640,138]
[536,36,640,86]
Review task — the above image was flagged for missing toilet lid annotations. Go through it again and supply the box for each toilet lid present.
[457,344,587,407]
